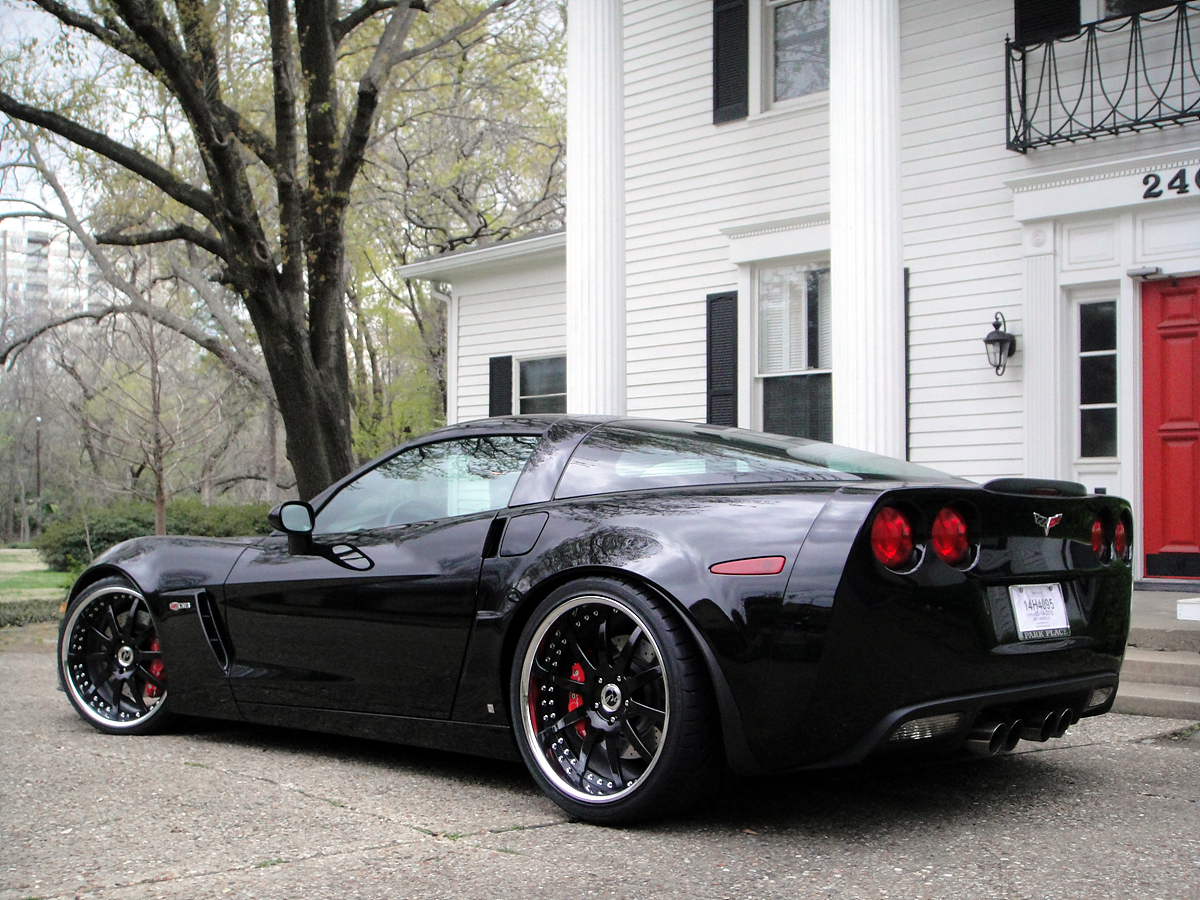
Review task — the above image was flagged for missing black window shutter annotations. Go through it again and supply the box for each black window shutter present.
[489,356,513,417]
[707,292,738,426]
[1014,0,1080,46]
[713,0,749,123]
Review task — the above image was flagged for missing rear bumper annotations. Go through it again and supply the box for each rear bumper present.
[796,671,1120,771]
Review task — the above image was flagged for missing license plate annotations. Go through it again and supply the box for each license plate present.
[1009,583,1070,640]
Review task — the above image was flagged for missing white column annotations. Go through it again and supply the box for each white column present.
[565,0,626,415]
[1022,223,1059,478]
[829,0,905,457]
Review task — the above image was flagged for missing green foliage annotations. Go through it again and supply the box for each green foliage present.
[35,499,273,572]
[0,599,62,628]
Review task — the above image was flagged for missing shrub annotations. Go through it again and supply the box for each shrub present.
[35,499,274,572]
[0,598,62,627]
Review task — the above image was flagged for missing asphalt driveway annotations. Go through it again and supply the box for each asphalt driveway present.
[2,622,1198,900]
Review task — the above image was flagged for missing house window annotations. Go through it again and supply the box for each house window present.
[771,0,829,102]
[518,356,566,414]
[1078,300,1117,458]
[757,263,831,440]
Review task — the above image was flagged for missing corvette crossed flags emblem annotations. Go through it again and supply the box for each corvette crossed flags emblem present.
[1033,512,1063,536]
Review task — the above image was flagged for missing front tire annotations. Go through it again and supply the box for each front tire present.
[510,578,721,824]
[59,576,172,735]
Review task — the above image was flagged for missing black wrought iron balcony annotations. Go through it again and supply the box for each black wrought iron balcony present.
[1007,2,1200,152]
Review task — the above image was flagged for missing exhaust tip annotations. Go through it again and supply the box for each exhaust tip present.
[1020,710,1058,743]
[1052,708,1073,739]
[964,721,1010,756]
[1004,719,1023,752]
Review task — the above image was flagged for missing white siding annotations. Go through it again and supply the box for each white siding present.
[624,0,1200,481]
[625,0,832,421]
[452,260,566,423]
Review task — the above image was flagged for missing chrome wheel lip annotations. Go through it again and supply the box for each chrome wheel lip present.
[519,595,670,806]
[60,585,167,731]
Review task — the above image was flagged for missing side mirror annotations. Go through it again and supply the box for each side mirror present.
[268,501,315,555]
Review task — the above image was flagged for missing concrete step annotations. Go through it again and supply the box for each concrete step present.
[1127,625,1200,653]
[1113,681,1200,720]
[1122,647,1200,688]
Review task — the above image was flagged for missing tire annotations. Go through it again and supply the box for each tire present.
[510,577,722,825]
[58,576,172,735]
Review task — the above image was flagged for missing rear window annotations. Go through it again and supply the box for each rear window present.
[555,421,953,499]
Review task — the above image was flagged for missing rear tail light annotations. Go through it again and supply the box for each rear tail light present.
[1114,519,1129,560]
[1091,518,1105,556]
[931,506,970,566]
[871,507,915,570]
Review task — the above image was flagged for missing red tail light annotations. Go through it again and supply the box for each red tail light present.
[1114,519,1129,559]
[931,506,970,566]
[1091,518,1105,556]
[871,507,915,570]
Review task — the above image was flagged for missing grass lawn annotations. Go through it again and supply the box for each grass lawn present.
[0,548,72,626]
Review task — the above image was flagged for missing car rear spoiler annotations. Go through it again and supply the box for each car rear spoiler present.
[982,478,1089,498]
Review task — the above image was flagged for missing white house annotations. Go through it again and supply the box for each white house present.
[398,0,1200,585]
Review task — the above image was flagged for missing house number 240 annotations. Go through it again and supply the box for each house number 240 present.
[1142,168,1198,199]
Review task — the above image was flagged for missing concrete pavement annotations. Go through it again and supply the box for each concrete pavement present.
[2,622,1198,900]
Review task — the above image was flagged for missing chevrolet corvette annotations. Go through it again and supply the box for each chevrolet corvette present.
[58,417,1133,824]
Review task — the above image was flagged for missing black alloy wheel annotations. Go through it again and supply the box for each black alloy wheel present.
[510,577,721,824]
[59,576,171,735]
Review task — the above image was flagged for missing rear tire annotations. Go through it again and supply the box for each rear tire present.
[510,577,722,825]
[59,576,172,735]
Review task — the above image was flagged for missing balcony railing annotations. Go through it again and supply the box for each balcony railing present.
[1007,2,1200,152]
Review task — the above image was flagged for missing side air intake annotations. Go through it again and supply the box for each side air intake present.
[195,590,232,672]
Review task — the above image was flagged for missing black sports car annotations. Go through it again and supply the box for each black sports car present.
[58,417,1133,824]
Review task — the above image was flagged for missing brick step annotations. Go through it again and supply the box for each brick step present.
[1112,681,1200,720]
[1121,647,1200,688]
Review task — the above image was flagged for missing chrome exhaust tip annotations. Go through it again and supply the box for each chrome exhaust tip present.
[1021,710,1058,743]
[1004,719,1024,752]
[964,721,1010,756]
[1052,708,1073,739]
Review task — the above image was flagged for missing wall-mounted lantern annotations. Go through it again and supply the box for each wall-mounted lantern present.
[983,312,1016,376]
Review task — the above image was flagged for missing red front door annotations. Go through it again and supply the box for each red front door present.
[1142,278,1200,578]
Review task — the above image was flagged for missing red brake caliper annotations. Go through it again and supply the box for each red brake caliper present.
[567,662,587,737]
[145,637,164,698]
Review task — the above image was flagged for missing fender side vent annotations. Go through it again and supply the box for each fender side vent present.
[195,591,232,672]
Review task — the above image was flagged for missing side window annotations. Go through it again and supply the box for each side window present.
[518,356,567,413]
[314,436,541,534]
[1079,300,1117,458]
[771,0,829,102]
[757,262,832,441]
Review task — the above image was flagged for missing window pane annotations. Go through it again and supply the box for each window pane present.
[1081,408,1117,458]
[1105,1,1176,17]
[774,0,830,102]
[519,356,566,397]
[315,436,540,533]
[1080,354,1117,405]
[520,394,566,414]
[759,264,827,374]
[1080,301,1116,352]
[763,372,832,442]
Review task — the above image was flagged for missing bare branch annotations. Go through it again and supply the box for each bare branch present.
[333,0,428,43]
[96,224,227,259]
[0,91,218,221]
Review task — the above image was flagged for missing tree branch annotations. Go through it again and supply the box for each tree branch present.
[333,0,428,43]
[95,224,227,259]
[0,92,218,221]
[4,123,274,397]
